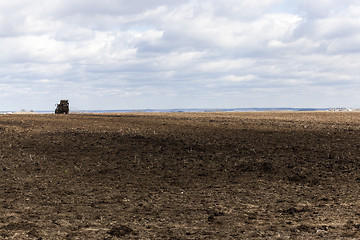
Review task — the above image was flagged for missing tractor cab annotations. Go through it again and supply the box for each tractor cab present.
[55,100,69,114]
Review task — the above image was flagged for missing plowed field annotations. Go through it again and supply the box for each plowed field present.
[1,112,360,239]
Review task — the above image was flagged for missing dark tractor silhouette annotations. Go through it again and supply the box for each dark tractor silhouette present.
[55,100,69,114]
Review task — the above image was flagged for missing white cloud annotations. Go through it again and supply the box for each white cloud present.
[296,0,352,18]
[223,74,257,82]
[0,0,360,110]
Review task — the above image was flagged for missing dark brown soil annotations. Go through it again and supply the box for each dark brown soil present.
[1,112,360,239]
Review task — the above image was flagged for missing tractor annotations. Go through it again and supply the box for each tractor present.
[55,100,69,114]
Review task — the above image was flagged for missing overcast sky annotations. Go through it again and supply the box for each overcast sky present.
[0,0,360,111]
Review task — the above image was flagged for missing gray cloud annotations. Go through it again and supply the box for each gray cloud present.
[0,0,360,110]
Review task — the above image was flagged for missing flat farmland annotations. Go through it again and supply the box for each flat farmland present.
[1,112,360,239]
